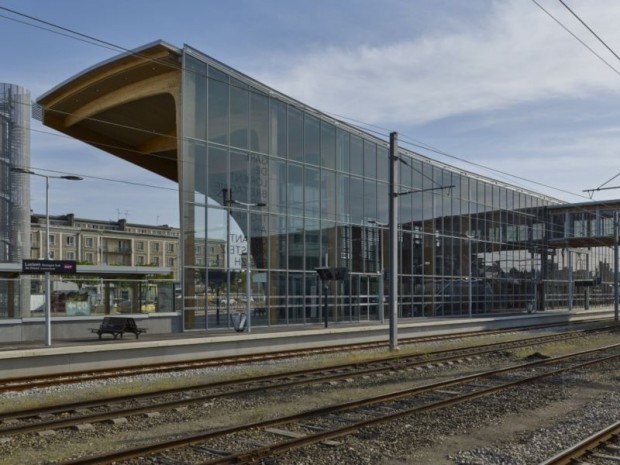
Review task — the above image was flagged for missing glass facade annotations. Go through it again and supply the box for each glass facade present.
[179,46,616,330]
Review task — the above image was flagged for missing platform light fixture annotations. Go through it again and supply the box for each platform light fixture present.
[11,167,83,346]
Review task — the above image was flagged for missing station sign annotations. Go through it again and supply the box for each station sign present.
[22,259,77,274]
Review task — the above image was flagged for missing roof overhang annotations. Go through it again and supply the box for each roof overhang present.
[37,41,183,182]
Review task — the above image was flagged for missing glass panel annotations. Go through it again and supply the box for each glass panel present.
[230,78,249,149]
[288,217,304,270]
[321,169,336,221]
[269,213,287,269]
[249,210,268,269]
[288,272,304,323]
[288,163,304,217]
[230,150,249,204]
[207,67,229,145]
[397,182,411,224]
[288,107,303,162]
[336,128,350,172]
[305,218,321,270]
[304,114,320,165]
[194,205,207,266]
[305,273,321,323]
[338,224,351,269]
[189,140,207,205]
[207,144,227,205]
[364,140,377,179]
[364,179,377,224]
[250,152,268,206]
[377,145,389,183]
[322,220,337,271]
[351,226,364,273]
[350,135,364,176]
[350,177,364,224]
[270,158,287,215]
[250,89,269,153]
[206,207,227,265]
[207,268,229,328]
[305,166,320,218]
[321,122,336,170]
[270,99,287,158]
[268,271,287,325]
[336,173,349,222]
[183,55,207,141]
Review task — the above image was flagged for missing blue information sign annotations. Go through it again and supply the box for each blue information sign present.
[22,260,77,274]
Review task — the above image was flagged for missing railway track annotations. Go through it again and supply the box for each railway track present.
[539,420,620,465]
[51,343,620,465]
[0,319,612,393]
[0,324,615,440]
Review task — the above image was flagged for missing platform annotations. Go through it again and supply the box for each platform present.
[0,308,615,380]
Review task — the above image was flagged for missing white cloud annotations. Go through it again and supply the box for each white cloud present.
[258,0,620,126]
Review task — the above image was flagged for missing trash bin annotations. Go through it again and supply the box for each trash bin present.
[231,312,247,332]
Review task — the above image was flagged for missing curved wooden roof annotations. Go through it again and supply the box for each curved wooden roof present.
[37,41,182,181]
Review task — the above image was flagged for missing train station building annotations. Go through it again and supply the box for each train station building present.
[34,41,619,332]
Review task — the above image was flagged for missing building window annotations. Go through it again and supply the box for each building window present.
[152,242,160,252]
[167,257,174,267]
[137,256,145,265]
[66,236,75,246]
[166,243,174,253]
[66,252,75,260]
[136,241,144,251]
[152,257,160,265]
[49,234,56,245]
[49,251,55,259]
[85,252,94,263]
[85,237,94,248]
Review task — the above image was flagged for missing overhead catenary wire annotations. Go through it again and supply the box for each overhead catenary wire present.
[549,0,620,194]
[2,4,620,248]
[0,3,600,205]
[556,0,620,64]
[529,0,620,78]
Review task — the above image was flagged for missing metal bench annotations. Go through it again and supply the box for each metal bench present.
[89,317,147,340]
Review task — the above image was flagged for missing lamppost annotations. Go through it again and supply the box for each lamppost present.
[368,220,386,324]
[11,167,82,346]
[231,199,266,333]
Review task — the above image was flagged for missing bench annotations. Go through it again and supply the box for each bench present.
[89,317,147,340]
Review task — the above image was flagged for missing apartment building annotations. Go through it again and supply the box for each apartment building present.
[30,213,181,277]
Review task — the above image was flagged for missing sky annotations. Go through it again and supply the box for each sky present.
[3,0,620,227]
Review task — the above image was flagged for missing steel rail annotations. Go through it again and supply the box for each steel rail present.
[0,325,609,436]
[198,353,620,465]
[0,319,611,393]
[54,344,620,465]
[538,420,620,465]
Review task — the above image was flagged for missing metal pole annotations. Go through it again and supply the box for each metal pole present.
[388,132,399,350]
[468,235,472,318]
[568,249,573,311]
[324,283,328,328]
[44,176,51,347]
[10,168,81,346]
[615,211,619,321]
[379,227,384,324]
[246,204,251,333]
[224,189,231,329]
